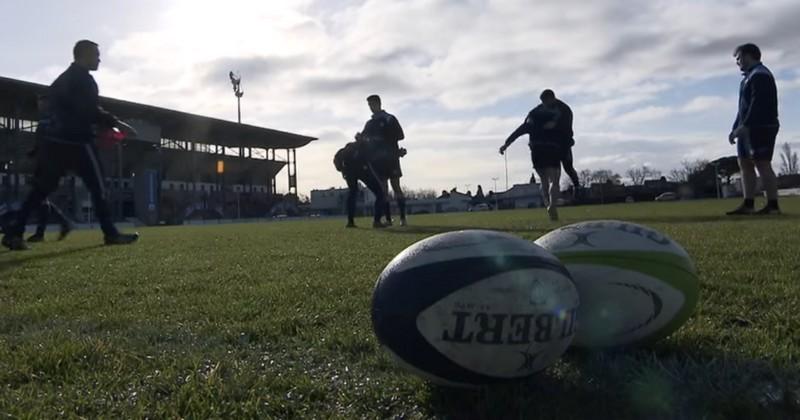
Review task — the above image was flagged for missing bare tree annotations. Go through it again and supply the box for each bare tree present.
[626,165,662,185]
[590,169,622,184]
[779,143,799,175]
[578,169,593,186]
[403,187,438,200]
[667,160,707,183]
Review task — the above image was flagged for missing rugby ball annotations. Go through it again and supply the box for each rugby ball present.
[371,230,579,387]
[535,220,699,348]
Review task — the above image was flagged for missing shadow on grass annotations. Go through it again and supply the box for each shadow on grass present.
[421,345,800,420]
[375,225,552,236]
[0,245,104,275]
[601,212,799,225]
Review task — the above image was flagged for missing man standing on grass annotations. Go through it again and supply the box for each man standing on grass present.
[2,40,139,250]
[727,43,781,215]
[355,95,407,227]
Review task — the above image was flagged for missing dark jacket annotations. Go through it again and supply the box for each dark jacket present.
[48,63,118,143]
[733,63,779,131]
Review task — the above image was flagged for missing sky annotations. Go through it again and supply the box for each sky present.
[2,0,799,196]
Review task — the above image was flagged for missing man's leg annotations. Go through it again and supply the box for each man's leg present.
[561,147,580,189]
[46,201,73,240]
[727,158,757,215]
[390,177,407,225]
[546,167,561,221]
[76,144,137,244]
[755,160,780,214]
[27,202,50,242]
[3,143,64,250]
[345,175,358,227]
[361,170,387,228]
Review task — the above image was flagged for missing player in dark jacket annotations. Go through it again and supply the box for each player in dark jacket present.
[356,95,407,226]
[2,40,139,250]
[500,105,562,221]
[334,141,387,228]
[727,43,781,215]
[539,90,581,196]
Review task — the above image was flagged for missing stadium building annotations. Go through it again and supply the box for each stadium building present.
[0,76,315,225]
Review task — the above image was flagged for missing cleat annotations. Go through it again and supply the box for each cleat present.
[26,233,45,243]
[104,232,139,246]
[58,223,73,241]
[754,206,781,216]
[726,205,754,216]
[400,218,407,227]
[2,235,29,251]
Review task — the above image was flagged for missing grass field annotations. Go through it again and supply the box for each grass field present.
[1,198,799,419]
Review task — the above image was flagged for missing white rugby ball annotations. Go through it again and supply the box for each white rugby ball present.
[371,230,579,387]
[535,220,699,348]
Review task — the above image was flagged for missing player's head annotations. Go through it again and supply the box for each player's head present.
[367,94,382,113]
[539,89,556,106]
[73,40,101,71]
[734,43,761,72]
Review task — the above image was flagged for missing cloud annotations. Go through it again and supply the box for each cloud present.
[12,0,800,194]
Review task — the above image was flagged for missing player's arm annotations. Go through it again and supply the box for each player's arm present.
[391,116,405,142]
[500,122,530,155]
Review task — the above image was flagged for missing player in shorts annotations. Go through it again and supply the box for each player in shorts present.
[355,95,407,226]
[727,43,781,215]
[500,105,562,221]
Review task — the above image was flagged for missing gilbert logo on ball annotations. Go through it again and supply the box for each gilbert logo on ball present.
[535,220,699,348]
[371,230,579,387]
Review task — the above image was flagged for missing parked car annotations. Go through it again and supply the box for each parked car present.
[654,192,678,201]
[469,203,491,212]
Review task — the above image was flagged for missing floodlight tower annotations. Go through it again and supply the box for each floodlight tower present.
[229,71,245,159]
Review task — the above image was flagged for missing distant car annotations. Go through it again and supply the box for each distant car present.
[469,203,491,212]
[654,192,678,202]
[625,196,635,203]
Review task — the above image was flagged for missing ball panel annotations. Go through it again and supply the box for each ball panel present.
[535,220,690,258]
[563,263,690,347]
[385,230,561,274]
[372,255,575,385]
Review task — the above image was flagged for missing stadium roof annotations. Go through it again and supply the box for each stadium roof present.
[0,75,316,150]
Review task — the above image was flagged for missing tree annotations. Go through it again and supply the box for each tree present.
[779,143,799,175]
[590,169,622,185]
[404,188,438,200]
[667,160,708,183]
[578,169,593,187]
[625,165,662,185]
[710,156,740,185]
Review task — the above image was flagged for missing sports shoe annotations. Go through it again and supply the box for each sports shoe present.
[400,218,407,227]
[26,233,45,243]
[104,232,139,246]
[384,219,393,227]
[547,206,559,221]
[58,223,73,241]
[754,206,781,216]
[373,221,387,229]
[2,235,29,251]
[726,205,754,216]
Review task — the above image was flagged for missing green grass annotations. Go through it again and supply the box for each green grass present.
[1,198,799,419]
